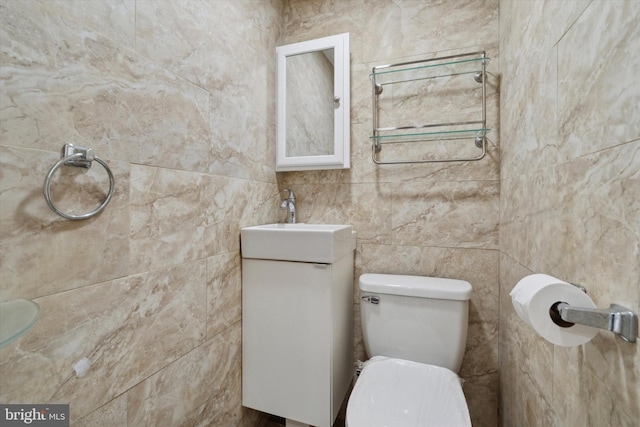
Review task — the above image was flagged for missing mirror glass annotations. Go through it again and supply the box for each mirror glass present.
[276,33,350,172]
[286,49,334,157]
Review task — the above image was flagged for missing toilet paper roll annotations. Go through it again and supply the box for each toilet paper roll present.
[510,274,598,346]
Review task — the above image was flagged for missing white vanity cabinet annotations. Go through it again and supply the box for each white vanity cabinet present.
[241,224,355,427]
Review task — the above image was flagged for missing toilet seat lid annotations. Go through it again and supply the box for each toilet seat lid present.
[346,356,472,427]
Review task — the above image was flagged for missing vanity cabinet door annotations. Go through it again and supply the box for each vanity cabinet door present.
[242,259,332,426]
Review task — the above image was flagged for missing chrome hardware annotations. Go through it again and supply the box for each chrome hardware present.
[43,144,115,220]
[62,144,94,168]
[571,283,587,293]
[280,188,297,224]
[552,302,638,343]
[370,51,490,164]
[361,295,380,305]
[474,134,484,148]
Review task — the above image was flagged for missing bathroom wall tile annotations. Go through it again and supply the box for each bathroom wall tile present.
[0,146,130,300]
[0,0,211,173]
[362,0,499,64]
[208,91,276,182]
[500,0,640,417]
[207,252,242,340]
[390,180,499,249]
[551,346,589,426]
[350,61,372,128]
[285,182,393,244]
[238,179,282,228]
[0,260,207,421]
[138,0,277,77]
[282,0,363,47]
[206,176,246,257]
[73,394,127,427]
[498,253,524,425]
[584,333,640,426]
[129,165,216,272]
[430,246,500,426]
[206,32,276,182]
[557,0,640,161]
[499,48,558,180]
[499,0,590,104]
[127,324,241,427]
[463,372,498,427]
[499,175,529,268]
[1,0,276,424]
[136,0,278,136]
[50,0,135,51]
[527,142,640,307]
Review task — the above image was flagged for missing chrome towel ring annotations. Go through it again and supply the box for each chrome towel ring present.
[43,144,115,220]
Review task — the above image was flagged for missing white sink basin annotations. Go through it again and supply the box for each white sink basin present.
[241,223,356,263]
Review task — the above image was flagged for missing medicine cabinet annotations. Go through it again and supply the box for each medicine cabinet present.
[276,33,350,171]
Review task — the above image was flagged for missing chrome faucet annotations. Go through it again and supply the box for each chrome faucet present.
[280,189,296,223]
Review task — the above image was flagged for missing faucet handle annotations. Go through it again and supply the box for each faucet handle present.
[281,188,295,200]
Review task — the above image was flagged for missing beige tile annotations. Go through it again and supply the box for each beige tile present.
[51,0,136,51]
[497,1,640,423]
[390,180,499,249]
[0,146,130,300]
[558,0,640,160]
[362,0,499,64]
[0,260,207,420]
[207,252,242,339]
[0,0,211,173]
[584,333,640,426]
[129,165,216,272]
[499,48,558,179]
[127,324,241,427]
[73,394,127,427]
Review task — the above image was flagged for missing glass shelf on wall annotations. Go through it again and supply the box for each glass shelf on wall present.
[370,52,490,87]
[0,299,41,348]
[371,127,490,144]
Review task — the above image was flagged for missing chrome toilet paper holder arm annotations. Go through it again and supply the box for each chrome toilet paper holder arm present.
[551,302,638,343]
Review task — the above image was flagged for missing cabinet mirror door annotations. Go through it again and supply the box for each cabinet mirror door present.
[276,33,350,171]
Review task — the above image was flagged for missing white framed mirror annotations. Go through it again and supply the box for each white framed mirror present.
[276,33,350,172]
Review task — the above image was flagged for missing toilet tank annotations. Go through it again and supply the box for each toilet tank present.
[359,274,472,373]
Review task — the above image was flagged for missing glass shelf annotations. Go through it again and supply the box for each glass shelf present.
[371,127,490,143]
[0,299,41,348]
[371,54,490,86]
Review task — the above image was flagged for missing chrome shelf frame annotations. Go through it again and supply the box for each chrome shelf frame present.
[370,51,490,165]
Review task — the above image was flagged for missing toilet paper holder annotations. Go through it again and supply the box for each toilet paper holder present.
[549,287,638,343]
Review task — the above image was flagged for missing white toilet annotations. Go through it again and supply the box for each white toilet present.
[346,273,473,427]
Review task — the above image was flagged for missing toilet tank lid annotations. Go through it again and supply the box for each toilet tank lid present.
[359,274,472,300]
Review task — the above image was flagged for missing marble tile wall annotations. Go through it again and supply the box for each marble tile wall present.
[0,0,281,425]
[280,1,500,425]
[8,1,634,426]
[499,0,640,425]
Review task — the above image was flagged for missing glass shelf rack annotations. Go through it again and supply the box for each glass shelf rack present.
[370,51,490,164]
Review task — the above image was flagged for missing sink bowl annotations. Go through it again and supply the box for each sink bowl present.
[241,223,356,263]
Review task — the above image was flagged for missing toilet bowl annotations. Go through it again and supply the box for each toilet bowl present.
[347,274,473,427]
[346,356,471,427]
